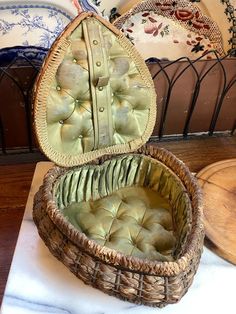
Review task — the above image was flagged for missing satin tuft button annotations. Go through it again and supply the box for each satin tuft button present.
[93,40,98,45]
[59,120,64,124]
[96,61,101,67]
[56,86,61,91]
[98,86,103,91]
[78,135,83,139]
[99,107,104,112]
[73,58,77,63]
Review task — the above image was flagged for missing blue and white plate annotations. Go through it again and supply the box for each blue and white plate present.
[0,45,48,66]
[78,0,126,21]
[0,0,77,49]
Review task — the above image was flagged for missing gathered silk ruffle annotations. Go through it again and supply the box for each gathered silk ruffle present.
[55,154,192,262]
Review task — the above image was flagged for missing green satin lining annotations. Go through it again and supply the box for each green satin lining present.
[46,18,152,155]
[55,154,192,261]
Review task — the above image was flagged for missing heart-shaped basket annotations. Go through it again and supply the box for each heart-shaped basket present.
[33,12,204,307]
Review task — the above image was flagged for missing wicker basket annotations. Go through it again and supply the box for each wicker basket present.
[33,145,204,308]
[32,12,204,307]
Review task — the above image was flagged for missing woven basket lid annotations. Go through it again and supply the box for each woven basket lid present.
[33,12,156,167]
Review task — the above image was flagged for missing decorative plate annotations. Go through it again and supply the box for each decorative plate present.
[116,0,236,55]
[114,0,225,61]
[77,0,126,21]
[0,45,48,66]
[0,1,76,49]
[76,0,148,21]
[188,0,236,54]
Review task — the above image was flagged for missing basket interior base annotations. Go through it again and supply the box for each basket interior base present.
[55,154,193,262]
[63,186,175,262]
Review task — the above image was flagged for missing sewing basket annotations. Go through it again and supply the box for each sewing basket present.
[33,12,204,307]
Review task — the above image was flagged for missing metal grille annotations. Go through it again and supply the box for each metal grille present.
[0,46,47,157]
[147,50,236,139]
[0,47,235,160]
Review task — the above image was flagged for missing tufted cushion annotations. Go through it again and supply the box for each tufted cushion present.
[34,13,156,167]
[64,187,175,261]
[56,154,192,262]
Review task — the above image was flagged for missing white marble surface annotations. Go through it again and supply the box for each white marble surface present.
[1,161,236,314]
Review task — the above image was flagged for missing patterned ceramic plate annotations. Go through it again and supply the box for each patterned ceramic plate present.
[188,0,236,54]
[117,0,236,55]
[0,45,48,66]
[77,0,125,21]
[114,0,225,61]
[77,0,148,19]
[0,1,77,49]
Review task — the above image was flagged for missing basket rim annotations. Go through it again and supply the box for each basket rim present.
[40,145,204,277]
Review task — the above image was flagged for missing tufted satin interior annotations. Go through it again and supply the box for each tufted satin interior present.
[55,155,192,262]
[46,17,152,155]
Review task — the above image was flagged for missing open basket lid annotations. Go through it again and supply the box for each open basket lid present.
[33,12,156,167]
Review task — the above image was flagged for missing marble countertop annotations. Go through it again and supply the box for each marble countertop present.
[1,162,236,314]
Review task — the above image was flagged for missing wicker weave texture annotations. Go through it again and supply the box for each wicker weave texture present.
[33,145,204,307]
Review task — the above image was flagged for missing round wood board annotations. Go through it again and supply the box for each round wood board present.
[196,159,236,265]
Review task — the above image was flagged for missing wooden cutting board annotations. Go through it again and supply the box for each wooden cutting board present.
[196,159,236,265]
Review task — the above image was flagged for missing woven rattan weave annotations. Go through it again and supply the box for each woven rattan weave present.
[33,145,204,307]
[33,11,204,307]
